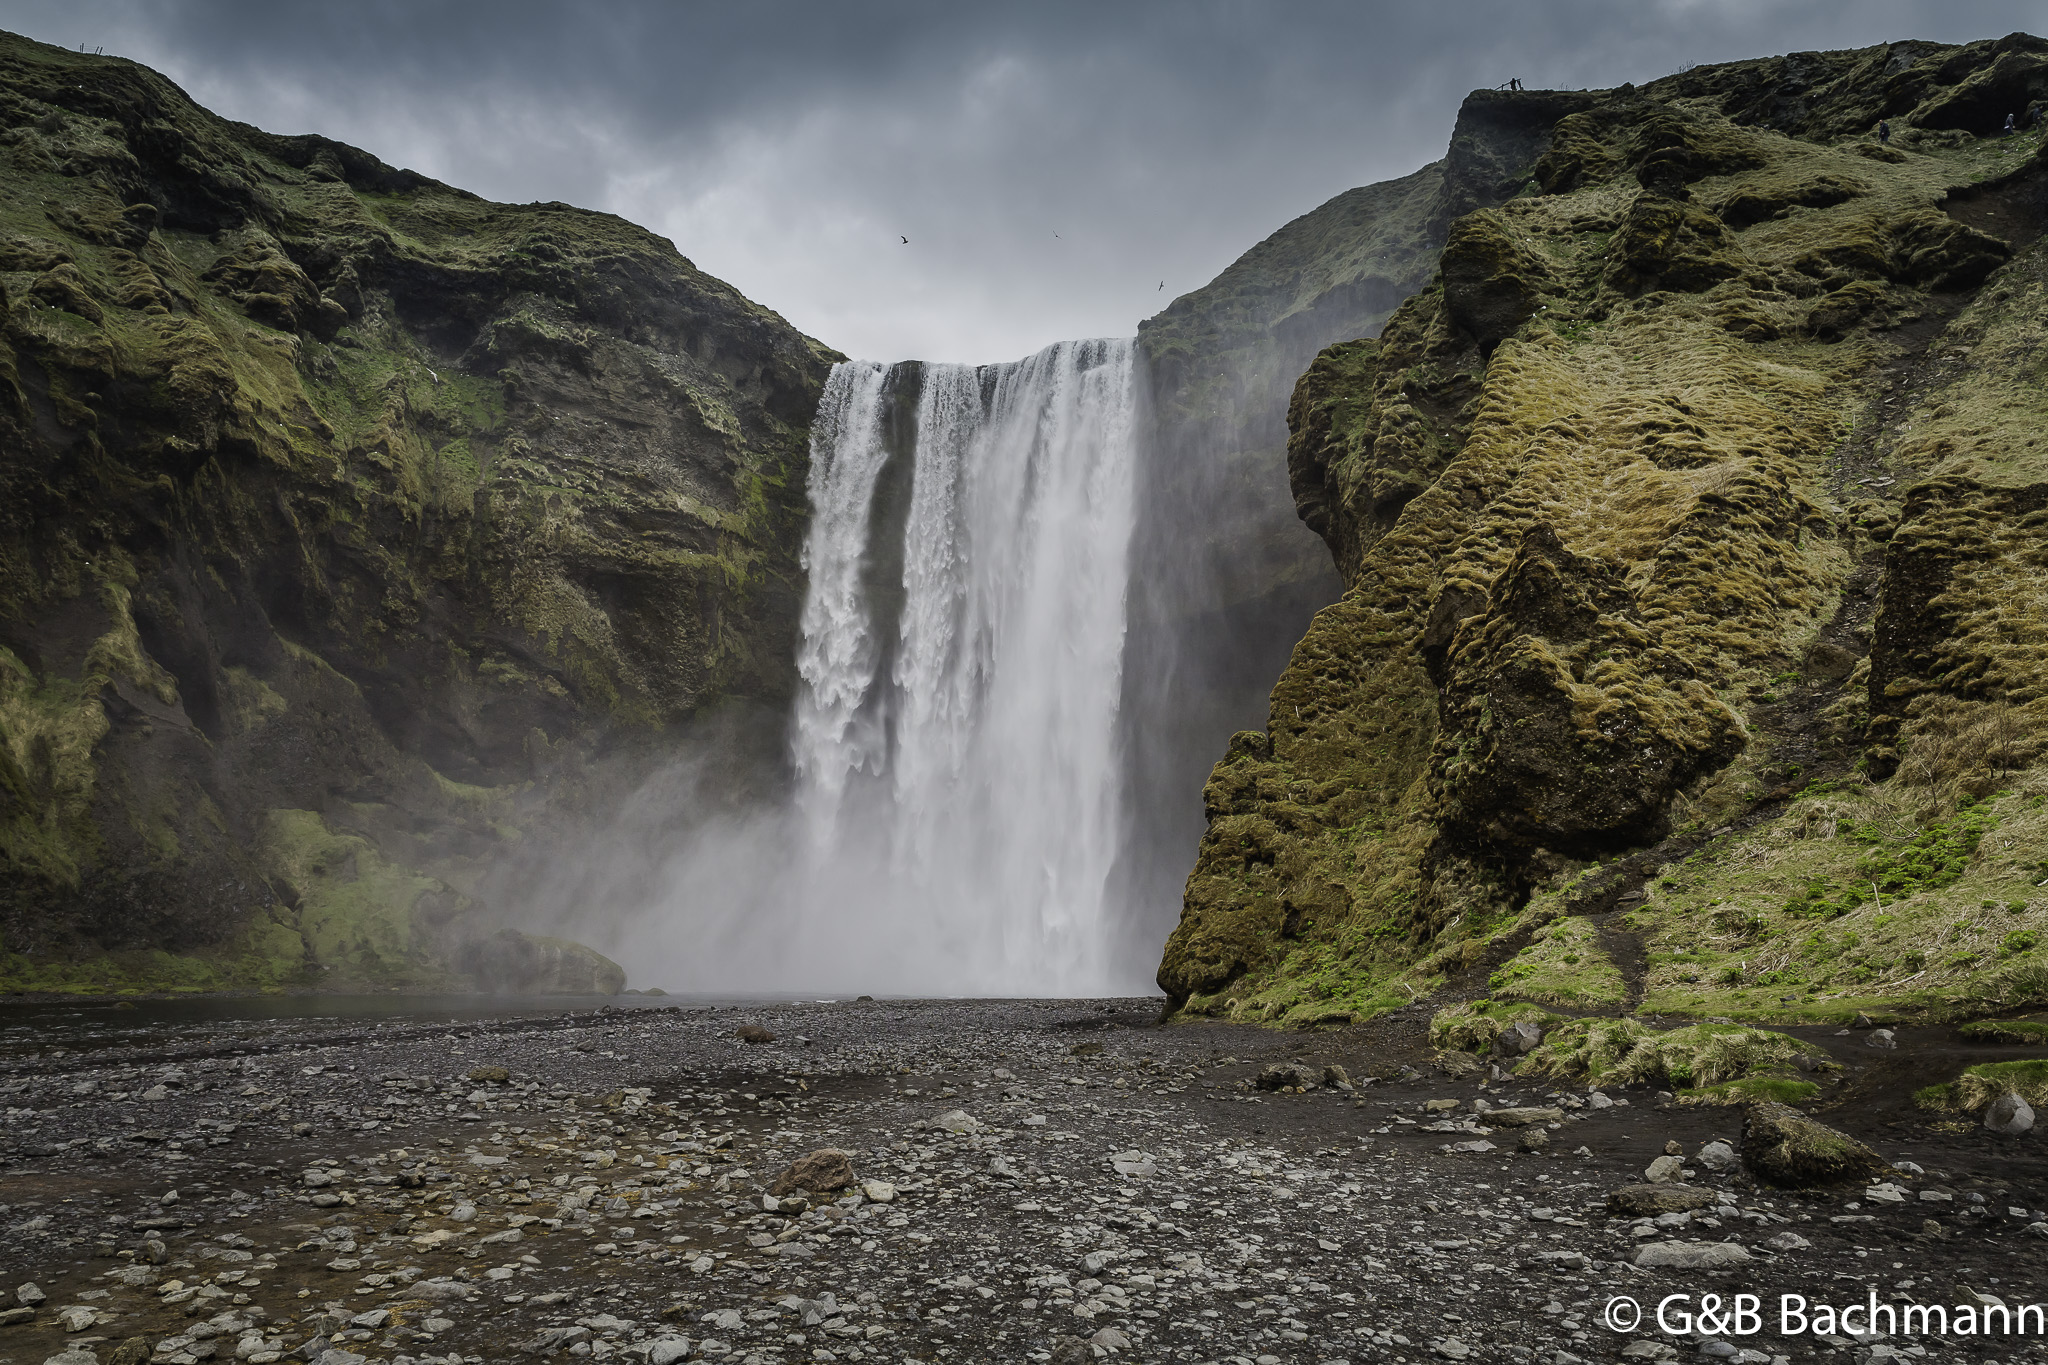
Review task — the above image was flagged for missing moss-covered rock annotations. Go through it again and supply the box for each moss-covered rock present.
[1740,1101,1892,1186]
[0,31,834,993]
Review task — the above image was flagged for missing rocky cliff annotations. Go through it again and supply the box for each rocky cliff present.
[1160,34,2048,1036]
[1119,90,1603,939]
[0,32,836,994]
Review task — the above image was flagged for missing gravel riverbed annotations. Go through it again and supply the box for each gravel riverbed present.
[1,997,2044,1365]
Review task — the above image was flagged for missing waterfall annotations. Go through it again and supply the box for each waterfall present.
[790,338,1140,994]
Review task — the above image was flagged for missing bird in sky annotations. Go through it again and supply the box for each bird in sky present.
[899,235,909,244]
[1158,281,1165,291]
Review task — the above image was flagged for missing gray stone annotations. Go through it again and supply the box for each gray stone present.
[1049,1336,1092,1365]
[16,1284,46,1307]
[1983,1092,2035,1136]
[1608,1185,1717,1216]
[648,1339,693,1365]
[1487,1107,1565,1127]
[1632,1241,1753,1269]
[1763,1231,1812,1251]
[1520,1126,1552,1153]
[1645,1155,1685,1184]
[1495,1020,1545,1055]
[1866,1029,1896,1050]
[1696,1140,1739,1172]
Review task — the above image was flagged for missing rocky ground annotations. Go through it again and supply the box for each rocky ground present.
[1,997,2044,1365]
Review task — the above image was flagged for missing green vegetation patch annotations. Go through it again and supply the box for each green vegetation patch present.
[1429,999,1565,1052]
[1958,1017,2048,1044]
[1915,1059,2048,1112]
[1487,914,1628,1008]
[1524,1018,1831,1092]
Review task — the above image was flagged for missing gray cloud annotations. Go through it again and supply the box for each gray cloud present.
[7,0,2043,360]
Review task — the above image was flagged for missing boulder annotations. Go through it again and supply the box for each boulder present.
[770,1149,856,1197]
[1607,1184,1718,1216]
[1632,1241,1754,1270]
[1322,1063,1354,1090]
[1984,1092,2035,1136]
[1866,1029,1897,1050]
[1740,1102,1890,1187]
[1486,1106,1564,1127]
[735,1025,777,1044]
[1644,1155,1685,1184]
[1255,1062,1318,1091]
[1435,1051,1484,1080]
[1697,1140,1740,1172]
[1494,1020,1545,1056]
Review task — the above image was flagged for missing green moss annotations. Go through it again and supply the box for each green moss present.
[1487,912,1628,1008]
[1680,1076,1823,1105]
[1916,1059,2048,1112]
[1429,999,1564,1051]
[1524,1018,1831,1090]
[1958,1017,2048,1044]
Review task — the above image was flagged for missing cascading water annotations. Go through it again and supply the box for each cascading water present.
[790,338,1140,994]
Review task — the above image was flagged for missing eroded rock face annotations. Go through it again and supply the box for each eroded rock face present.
[0,32,834,991]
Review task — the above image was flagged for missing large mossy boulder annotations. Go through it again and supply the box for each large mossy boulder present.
[456,929,625,996]
[1740,1102,1891,1187]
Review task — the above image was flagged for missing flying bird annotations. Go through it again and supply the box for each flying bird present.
[899,235,909,244]
[1158,281,1165,291]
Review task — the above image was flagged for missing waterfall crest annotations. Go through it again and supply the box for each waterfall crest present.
[791,339,1139,993]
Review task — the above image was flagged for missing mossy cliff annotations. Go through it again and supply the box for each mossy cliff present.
[1159,33,2048,1031]
[0,32,836,993]
[1120,89,1602,921]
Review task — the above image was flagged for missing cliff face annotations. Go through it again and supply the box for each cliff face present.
[1117,91,1601,944]
[0,33,836,993]
[1160,34,2048,1030]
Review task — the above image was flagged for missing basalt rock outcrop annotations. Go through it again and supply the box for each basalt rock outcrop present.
[1162,34,2048,1028]
[0,32,836,993]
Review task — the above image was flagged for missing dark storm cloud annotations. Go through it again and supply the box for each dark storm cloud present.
[7,1,2043,359]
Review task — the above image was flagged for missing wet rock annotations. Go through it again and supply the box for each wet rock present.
[770,1148,857,1196]
[1740,1102,1890,1187]
[1983,1092,2035,1136]
[1608,1185,1718,1216]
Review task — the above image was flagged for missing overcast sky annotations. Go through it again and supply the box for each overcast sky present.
[6,1,2042,361]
